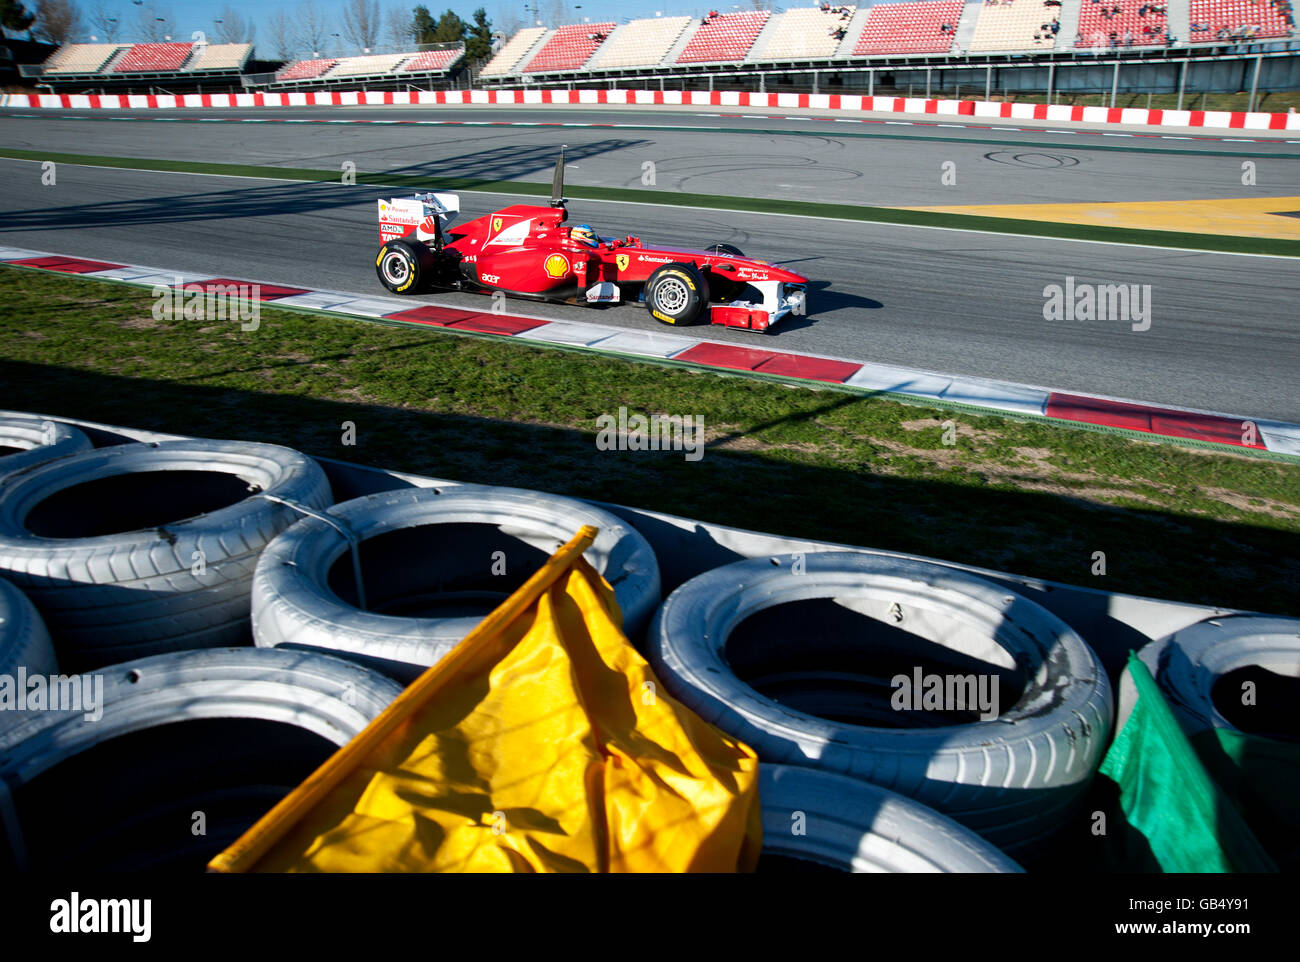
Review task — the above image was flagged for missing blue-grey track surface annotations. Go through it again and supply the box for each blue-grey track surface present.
[1,106,1298,421]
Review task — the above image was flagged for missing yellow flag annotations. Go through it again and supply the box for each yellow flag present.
[210,528,761,873]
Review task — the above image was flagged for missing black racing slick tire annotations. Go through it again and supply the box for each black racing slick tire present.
[703,245,747,303]
[375,237,435,295]
[645,262,710,326]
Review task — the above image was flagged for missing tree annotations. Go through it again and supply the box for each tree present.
[297,0,331,56]
[0,0,36,37]
[32,0,82,43]
[385,4,413,49]
[212,5,254,44]
[133,1,173,41]
[87,1,117,41]
[432,8,465,43]
[267,9,297,59]
[340,0,380,50]
[411,4,435,43]
[464,6,491,60]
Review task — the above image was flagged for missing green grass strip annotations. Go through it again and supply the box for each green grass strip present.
[3,146,1298,257]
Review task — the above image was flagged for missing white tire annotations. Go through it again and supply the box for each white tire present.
[0,647,401,870]
[0,439,332,670]
[648,551,1113,853]
[759,764,1022,872]
[0,415,91,481]
[1118,614,1300,737]
[252,484,661,681]
[0,574,57,677]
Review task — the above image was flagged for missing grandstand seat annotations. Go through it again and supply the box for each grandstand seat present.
[111,42,193,72]
[968,0,1061,51]
[587,16,692,69]
[324,53,412,78]
[401,46,465,72]
[275,59,339,81]
[757,6,856,60]
[1187,0,1293,41]
[185,42,251,71]
[853,1,964,54]
[480,25,547,76]
[522,22,616,72]
[675,10,769,63]
[1076,2,1169,47]
[41,43,125,74]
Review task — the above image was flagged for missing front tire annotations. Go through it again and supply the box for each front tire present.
[704,244,746,302]
[375,238,434,295]
[645,262,710,326]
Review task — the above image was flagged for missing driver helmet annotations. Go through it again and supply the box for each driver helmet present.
[570,224,599,247]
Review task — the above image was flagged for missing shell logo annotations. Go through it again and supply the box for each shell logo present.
[492,217,503,233]
[616,254,630,272]
[544,253,570,278]
[379,201,388,213]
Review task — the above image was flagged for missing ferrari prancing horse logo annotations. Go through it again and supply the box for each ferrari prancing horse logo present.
[616,254,630,272]
[491,217,503,233]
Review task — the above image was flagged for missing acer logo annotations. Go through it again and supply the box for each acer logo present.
[481,273,501,284]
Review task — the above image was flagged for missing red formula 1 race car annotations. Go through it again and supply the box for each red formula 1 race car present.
[373,151,809,332]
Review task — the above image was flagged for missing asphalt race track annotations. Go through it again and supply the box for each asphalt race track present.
[6,106,1300,206]
[2,106,1298,421]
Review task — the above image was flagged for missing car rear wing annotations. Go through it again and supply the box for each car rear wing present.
[377,192,461,245]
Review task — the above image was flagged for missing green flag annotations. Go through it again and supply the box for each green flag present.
[1098,653,1276,873]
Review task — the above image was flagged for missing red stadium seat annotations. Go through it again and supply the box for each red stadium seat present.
[523,23,617,72]
[854,2,964,55]
[676,11,769,63]
[111,42,193,73]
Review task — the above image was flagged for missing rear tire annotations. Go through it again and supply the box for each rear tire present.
[644,263,710,326]
[375,238,434,295]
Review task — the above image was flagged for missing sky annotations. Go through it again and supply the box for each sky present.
[73,0,774,54]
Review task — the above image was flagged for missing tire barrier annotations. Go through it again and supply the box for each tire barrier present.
[0,439,332,671]
[251,484,661,681]
[648,551,1113,853]
[1119,614,1300,738]
[0,415,91,482]
[0,575,56,677]
[0,647,402,871]
[758,764,1022,873]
